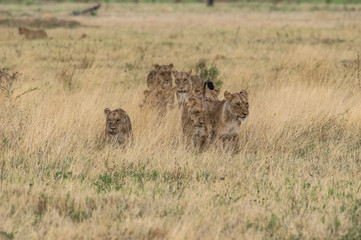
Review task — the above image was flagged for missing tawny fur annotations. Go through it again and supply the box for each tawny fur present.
[18,27,48,40]
[173,69,207,107]
[187,97,208,152]
[142,63,175,116]
[141,87,175,116]
[183,80,219,150]
[147,63,174,90]
[200,90,249,154]
[173,70,219,147]
[104,108,133,147]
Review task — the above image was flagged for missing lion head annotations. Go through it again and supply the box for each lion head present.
[224,90,249,122]
[143,89,163,106]
[104,108,132,145]
[18,27,26,35]
[173,69,193,106]
[154,63,174,89]
[187,97,206,128]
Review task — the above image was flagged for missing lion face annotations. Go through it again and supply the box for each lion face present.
[143,89,163,106]
[18,27,26,35]
[224,90,249,122]
[104,108,130,137]
[154,63,173,89]
[187,97,206,128]
[173,70,193,105]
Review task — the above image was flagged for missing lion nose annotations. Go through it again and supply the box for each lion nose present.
[197,120,205,126]
[178,89,186,93]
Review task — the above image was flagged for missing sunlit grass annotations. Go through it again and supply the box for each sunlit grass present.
[0,3,361,239]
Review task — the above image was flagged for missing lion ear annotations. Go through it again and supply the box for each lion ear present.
[104,108,110,116]
[240,90,248,98]
[193,88,201,96]
[188,69,192,75]
[154,64,160,71]
[116,108,125,115]
[172,70,178,76]
[168,63,174,69]
[224,91,233,101]
[187,97,197,107]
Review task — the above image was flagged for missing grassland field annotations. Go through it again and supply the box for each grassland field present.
[0,2,361,239]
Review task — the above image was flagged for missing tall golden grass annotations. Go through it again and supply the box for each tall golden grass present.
[0,3,361,239]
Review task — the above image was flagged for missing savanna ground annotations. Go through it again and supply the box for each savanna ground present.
[0,2,361,239]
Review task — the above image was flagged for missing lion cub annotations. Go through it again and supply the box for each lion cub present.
[204,90,249,154]
[147,63,174,90]
[104,108,133,147]
[173,69,199,107]
[183,80,218,151]
[18,27,48,40]
[141,87,175,115]
[142,63,175,115]
[187,97,208,152]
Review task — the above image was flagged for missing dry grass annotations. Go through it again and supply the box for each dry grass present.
[1,3,361,239]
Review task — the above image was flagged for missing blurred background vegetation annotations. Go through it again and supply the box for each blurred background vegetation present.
[0,0,360,4]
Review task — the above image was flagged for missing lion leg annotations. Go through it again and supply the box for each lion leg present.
[230,134,240,155]
[198,134,208,152]
[215,135,226,152]
[192,130,208,152]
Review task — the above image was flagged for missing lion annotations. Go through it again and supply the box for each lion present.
[104,108,133,147]
[201,90,249,154]
[173,69,220,106]
[142,89,163,108]
[187,97,208,152]
[194,85,220,103]
[173,70,205,107]
[182,80,217,149]
[141,87,175,116]
[147,63,174,90]
[18,27,48,40]
[172,69,219,145]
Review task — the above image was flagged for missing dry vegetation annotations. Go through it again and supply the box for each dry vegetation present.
[1,2,361,239]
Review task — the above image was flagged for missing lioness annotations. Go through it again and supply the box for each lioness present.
[18,27,48,40]
[104,108,133,147]
[147,63,174,90]
[173,70,204,107]
[203,90,249,154]
[141,87,175,115]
